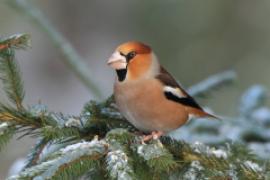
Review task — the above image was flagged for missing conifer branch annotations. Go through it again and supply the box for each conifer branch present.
[106,146,135,179]
[0,123,15,151]
[188,70,236,97]
[7,0,103,99]
[106,129,136,179]
[1,34,270,179]
[24,138,49,168]
[8,138,108,180]
[0,34,31,148]
[0,34,31,51]
[135,140,178,175]
[0,34,29,110]
[0,51,24,110]
[0,104,42,129]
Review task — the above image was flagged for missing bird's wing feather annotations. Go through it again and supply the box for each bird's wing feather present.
[156,67,203,110]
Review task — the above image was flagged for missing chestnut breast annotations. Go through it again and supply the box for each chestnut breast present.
[114,78,189,132]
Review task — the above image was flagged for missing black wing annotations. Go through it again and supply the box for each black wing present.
[156,67,203,110]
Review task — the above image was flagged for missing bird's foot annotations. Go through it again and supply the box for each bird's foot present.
[141,131,164,144]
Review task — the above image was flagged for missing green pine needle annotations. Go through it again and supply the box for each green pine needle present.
[0,48,25,110]
[51,156,101,180]
[135,140,178,174]
[0,34,31,51]
[24,138,48,168]
[105,129,136,179]
[0,124,15,151]
[41,126,81,141]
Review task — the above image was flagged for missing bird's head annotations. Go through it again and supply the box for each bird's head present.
[107,41,158,82]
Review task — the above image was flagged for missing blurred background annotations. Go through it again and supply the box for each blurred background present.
[1,0,270,178]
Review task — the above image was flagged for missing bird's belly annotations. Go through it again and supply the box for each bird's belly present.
[115,80,188,132]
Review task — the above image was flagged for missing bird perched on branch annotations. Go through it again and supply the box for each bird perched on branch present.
[107,41,217,141]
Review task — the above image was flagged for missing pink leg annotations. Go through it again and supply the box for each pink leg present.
[152,131,164,140]
[142,131,164,143]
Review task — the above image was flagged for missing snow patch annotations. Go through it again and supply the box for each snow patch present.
[8,158,26,176]
[210,149,228,159]
[244,161,263,172]
[61,138,100,153]
[0,122,9,133]
[107,150,132,180]
[64,117,81,127]
[183,161,204,180]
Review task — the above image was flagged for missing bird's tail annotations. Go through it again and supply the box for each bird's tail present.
[188,108,221,120]
[204,112,221,120]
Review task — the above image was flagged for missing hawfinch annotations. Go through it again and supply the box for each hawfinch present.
[107,41,217,141]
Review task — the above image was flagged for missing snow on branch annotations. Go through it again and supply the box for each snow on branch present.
[188,70,236,97]
[8,138,108,180]
[1,33,270,179]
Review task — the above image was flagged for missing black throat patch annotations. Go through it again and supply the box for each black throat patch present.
[116,69,127,82]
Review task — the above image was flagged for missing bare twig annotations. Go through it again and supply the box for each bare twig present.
[6,0,103,99]
[188,70,237,97]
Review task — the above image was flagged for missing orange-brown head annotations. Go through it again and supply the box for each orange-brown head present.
[107,41,158,82]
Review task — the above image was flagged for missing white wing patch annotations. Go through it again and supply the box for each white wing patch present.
[163,86,186,98]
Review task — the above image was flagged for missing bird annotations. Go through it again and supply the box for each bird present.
[107,41,217,141]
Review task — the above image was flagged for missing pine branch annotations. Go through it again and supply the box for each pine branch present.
[40,139,107,180]
[239,85,268,117]
[0,123,15,151]
[0,103,84,143]
[105,129,136,179]
[24,138,49,168]
[1,33,269,179]
[0,34,31,51]
[188,70,236,97]
[10,129,268,180]
[1,93,268,179]
[106,147,135,179]
[82,100,136,134]
[0,104,43,129]
[8,138,108,180]
[160,137,267,179]
[6,0,103,99]
[0,34,30,110]
[50,155,102,180]
[41,126,81,141]
[1,95,268,179]
[0,48,25,110]
[135,140,178,175]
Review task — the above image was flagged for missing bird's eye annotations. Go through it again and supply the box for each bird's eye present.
[126,51,136,61]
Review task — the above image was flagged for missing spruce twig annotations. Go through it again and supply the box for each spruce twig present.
[188,70,236,97]
[0,123,16,151]
[0,34,30,110]
[8,138,108,180]
[24,138,49,168]
[0,34,31,51]
[0,49,24,110]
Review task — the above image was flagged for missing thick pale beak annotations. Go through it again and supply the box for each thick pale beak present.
[107,51,127,70]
